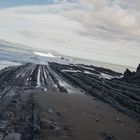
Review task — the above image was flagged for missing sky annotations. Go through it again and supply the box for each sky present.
[0,0,76,8]
[0,0,139,67]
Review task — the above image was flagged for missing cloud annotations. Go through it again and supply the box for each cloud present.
[66,0,139,42]
[0,1,139,68]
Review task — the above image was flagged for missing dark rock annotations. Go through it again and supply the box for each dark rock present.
[102,133,116,140]
[53,126,62,135]
[95,118,99,122]
[134,64,140,80]
[136,64,140,73]
[124,69,134,78]
[40,119,53,129]
[49,62,140,121]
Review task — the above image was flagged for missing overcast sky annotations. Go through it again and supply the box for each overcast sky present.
[0,0,139,67]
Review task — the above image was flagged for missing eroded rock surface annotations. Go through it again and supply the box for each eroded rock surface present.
[49,62,140,121]
[0,63,140,140]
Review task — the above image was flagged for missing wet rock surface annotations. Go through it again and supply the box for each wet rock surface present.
[49,62,140,122]
[0,63,73,140]
[0,62,139,139]
[0,63,67,92]
[0,87,40,140]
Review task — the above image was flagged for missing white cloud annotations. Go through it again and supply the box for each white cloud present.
[0,1,139,68]
[67,0,139,41]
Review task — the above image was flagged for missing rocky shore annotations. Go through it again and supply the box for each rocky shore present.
[0,62,139,140]
[49,62,140,121]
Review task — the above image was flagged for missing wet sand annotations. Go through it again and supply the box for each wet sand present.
[34,90,140,140]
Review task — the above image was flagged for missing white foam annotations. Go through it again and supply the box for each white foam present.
[100,73,112,79]
[0,60,21,70]
[61,69,81,73]
[34,51,55,58]
[100,73,122,79]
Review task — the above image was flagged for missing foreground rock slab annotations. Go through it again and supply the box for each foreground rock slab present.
[0,63,139,140]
